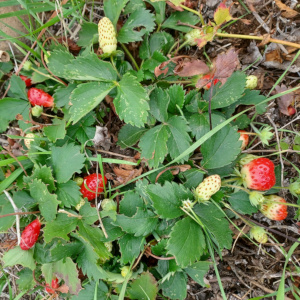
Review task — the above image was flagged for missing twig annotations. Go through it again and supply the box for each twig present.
[3,191,21,245]
[0,211,40,219]
[145,247,175,261]
[266,113,284,187]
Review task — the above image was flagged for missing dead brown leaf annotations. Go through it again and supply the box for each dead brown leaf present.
[275,84,295,116]
[166,1,184,11]
[265,49,283,63]
[274,0,298,18]
[154,61,170,77]
[174,59,209,77]
[57,284,69,294]
[113,166,143,184]
[258,34,271,47]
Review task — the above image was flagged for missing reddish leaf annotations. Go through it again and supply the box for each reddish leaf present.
[275,85,295,116]
[174,59,209,77]
[154,61,170,77]
[214,1,232,25]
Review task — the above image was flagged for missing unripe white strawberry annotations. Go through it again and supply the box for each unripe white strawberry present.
[75,198,85,211]
[245,75,258,90]
[24,133,35,149]
[98,17,117,54]
[194,175,221,203]
[185,29,202,46]
[250,226,268,244]
[104,241,113,253]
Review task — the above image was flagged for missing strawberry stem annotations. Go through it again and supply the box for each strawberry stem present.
[223,184,250,194]
[221,178,240,184]
[120,43,139,71]
[262,200,300,209]
[215,32,300,49]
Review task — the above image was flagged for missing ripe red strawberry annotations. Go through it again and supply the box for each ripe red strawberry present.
[80,173,107,201]
[20,219,41,250]
[45,278,60,294]
[20,75,32,87]
[238,130,249,150]
[194,174,221,203]
[27,88,54,107]
[287,105,296,116]
[202,74,220,90]
[241,158,276,191]
[260,195,288,221]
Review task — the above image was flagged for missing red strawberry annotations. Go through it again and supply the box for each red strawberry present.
[287,105,296,116]
[20,219,41,250]
[20,75,32,87]
[80,173,107,201]
[241,158,276,191]
[238,130,249,150]
[202,74,220,90]
[260,195,288,221]
[27,88,54,107]
[45,278,60,294]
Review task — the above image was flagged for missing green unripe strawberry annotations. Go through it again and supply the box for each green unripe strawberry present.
[23,61,32,71]
[75,198,85,211]
[245,75,258,90]
[101,199,117,211]
[250,226,268,244]
[24,133,35,149]
[98,17,117,54]
[121,266,131,278]
[74,177,84,186]
[104,242,113,253]
[194,175,221,203]
[185,29,202,46]
[31,105,43,117]
[289,181,300,196]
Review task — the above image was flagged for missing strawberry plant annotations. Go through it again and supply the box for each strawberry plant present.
[0,0,300,299]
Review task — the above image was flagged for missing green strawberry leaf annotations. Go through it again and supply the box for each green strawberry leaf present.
[51,143,85,184]
[73,232,108,281]
[119,234,145,264]
[100,217,124,242]
[0,98,30,133]
[208,71,246,109]
[9,74,27,100]
[71,281,108,300]
[201,125,241,169]
[16,268,35,291]
[41,258,82,295]
[228,191,258,214]
[30,179,59,222]
[79,202,99,225]
[77,22,98,47]
[56,181,81,208]
[181,169,204,189]
[43,213,78,243]
[117,124,148,148]
[160,272,187,300]
[3,247,35,270]
[24,165,56,192]
[166,217,205,268]
[167,84,185,114]
[44,119,66,142]
[104,0,129,26]
[69,81,115,124]
[139,124,169,168]
[50,240,82,261]
[149,87,170,122]
[118,8,155,43]
[114,73,150,127]
[119,190,145,217]
[114,208,158,236]
[188,113,225,140]
[53,83,77,108]
[162,11,199,32]
[146,181,191,219]
[194,202,233,250]
[47,49,74,78]
[166,115,191,162]
[184,261,211,286]
[128,272,158,300]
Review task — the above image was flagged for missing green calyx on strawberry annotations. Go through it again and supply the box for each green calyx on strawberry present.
[249,191,265,207]
[80,173,107,201]
[289,180,300,196]
[194,175,221,203]
[101,198,117,212]
[239,154,258,167]
[250,226,268,244]
[260,195,288,221]
[241,157,276,191]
